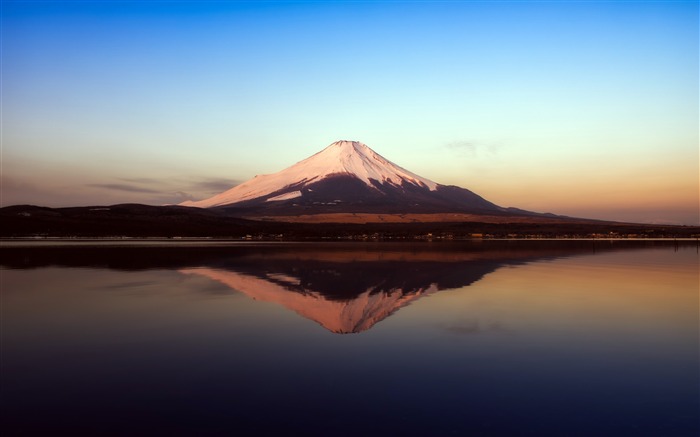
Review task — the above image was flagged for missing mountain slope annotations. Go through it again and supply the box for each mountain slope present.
[181,140,504,215]
[182,140,437,208]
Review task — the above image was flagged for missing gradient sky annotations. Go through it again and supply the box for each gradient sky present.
[2,0,698,224]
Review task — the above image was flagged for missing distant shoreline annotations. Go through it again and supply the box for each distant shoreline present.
[3,204,698,240]
[2,237,698,246]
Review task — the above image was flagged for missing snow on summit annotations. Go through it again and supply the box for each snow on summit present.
[181,140,438,208]
[306,140,438,191]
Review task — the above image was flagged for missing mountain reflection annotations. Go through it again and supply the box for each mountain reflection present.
[1,240,679,334]
[182,267,440,333]
[172,242,620,334]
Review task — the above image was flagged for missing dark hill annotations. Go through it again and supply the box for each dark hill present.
[1,204,698,239]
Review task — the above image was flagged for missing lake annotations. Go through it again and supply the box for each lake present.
[1,240,698,436]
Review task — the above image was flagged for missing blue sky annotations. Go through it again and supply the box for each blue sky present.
[2,1,698,224]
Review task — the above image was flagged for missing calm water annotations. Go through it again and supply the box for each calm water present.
[1,241,698,436]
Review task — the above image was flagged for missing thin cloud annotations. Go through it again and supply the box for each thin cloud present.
[446,140,478,153]
[88,183,161,194]
[163,178,241,204]
[2,175,132,207]
[1,175,51,206]
[117,176,239,193]
[3,174,243,208]
[193,178,240,193]
[173,191,195,202]
[119,177,161,184]
[446,140,503,156]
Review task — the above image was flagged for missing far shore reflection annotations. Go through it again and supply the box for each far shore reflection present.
[2,240,691,333]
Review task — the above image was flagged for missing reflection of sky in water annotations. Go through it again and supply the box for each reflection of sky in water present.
[1,243,698,436]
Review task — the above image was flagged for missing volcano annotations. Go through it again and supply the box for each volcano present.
[181,140,543,220]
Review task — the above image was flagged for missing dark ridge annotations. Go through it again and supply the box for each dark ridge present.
[1,204,698,238]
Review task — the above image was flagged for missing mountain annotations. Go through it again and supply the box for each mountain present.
[181,140,512,217]
[8,143,693,235]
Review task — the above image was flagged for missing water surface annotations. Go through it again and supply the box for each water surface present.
[2,241,698,436]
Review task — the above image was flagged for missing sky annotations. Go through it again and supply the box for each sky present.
[2,0,698,225]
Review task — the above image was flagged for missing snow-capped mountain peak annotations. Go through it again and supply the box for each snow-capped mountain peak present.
[181,140,438,208]
[303,140,437,191]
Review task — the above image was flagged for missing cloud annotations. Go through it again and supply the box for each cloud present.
[2,173,241,208]
[163,177,241,204]
[2,175,135,207]
[86,176,241,204]
[173,191,195,202]
[446,140,502,157]
[114,176,240,196]
[192,178,240,193]
[119,177,162,184]
[87,183,161,194]
[1,175,51,206]
[446,140,478,153]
